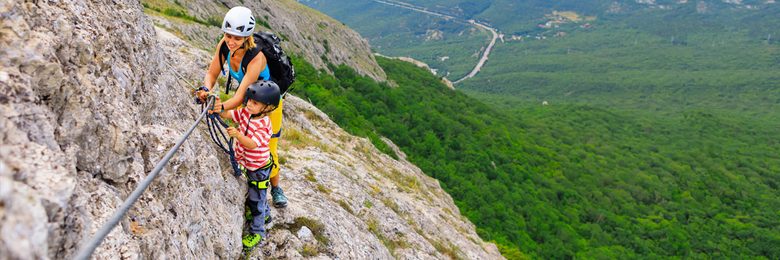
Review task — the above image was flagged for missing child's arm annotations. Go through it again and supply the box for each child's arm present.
[226,127,258,149]
[218,106,233,120]
[235,132,259,149]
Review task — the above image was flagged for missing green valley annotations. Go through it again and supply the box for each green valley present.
[288,56,780,258]
[296,0,780,258]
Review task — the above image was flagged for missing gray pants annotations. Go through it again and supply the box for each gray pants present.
[246,167,272,236]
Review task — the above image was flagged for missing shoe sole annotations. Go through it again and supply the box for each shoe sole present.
[273,202,287,208]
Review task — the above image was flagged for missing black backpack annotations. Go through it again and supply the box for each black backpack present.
[219,32,295,94]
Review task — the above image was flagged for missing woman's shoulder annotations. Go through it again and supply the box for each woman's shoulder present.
[247,47,266,64]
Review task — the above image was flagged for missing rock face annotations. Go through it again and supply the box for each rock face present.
[2,1,244,258]
[0,0,502,259]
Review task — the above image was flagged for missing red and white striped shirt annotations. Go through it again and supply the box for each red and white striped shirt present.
[231,108,272,170]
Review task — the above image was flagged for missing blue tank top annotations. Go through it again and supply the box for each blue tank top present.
[227,51,270,83]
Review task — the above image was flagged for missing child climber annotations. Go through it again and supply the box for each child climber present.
[215,80,281,252]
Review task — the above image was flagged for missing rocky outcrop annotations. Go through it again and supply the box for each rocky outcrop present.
[0,0,501,259]
[2,0,243,258]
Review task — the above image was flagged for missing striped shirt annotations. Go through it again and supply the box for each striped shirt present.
[231,108,272,170]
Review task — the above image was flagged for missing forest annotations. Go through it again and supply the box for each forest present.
[289,56,780,258]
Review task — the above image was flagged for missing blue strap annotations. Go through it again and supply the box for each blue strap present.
[271,128,282,138]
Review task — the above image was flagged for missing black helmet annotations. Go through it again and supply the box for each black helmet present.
[244,80,281,108]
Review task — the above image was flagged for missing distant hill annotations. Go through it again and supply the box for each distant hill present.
[302,0,780,117]
[419,1,772,28]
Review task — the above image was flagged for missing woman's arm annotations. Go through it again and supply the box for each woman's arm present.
[222,52,267,110]
[218,105,233,120]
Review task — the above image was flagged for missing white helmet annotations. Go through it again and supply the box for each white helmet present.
[222,6,255,37]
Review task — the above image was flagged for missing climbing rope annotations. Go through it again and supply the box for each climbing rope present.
[74,96,216,259]
[206,110,243,177]
[163,59,242,177]
[163,59,199,91]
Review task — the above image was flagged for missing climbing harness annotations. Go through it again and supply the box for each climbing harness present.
[247,159,275,190]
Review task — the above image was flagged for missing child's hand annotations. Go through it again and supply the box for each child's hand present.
[226,127,240,138]
[208,97,223,114]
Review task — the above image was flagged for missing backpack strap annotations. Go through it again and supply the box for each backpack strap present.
[219,42,234,95]
[241,46,261,75]
[219,41,230,66]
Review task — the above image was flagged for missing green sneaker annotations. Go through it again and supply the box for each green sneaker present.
[271,186,288,208]
[242,233,262,250]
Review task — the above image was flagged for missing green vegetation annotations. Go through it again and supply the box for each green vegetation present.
[430,238,464,260]
[459,23,780,121]
[288,217,330,245]
[366,217,409,255]
[316,184,332,194]
[300,243,319,257]
[287,57,398,159]
[305,169,317,182]
[141,1,221,27]
[293,1,780,258]
[255,16,271,30]
[337,200,354,215]
[289,55,780,258]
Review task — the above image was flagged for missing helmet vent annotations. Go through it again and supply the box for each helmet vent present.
[224,21,232,29]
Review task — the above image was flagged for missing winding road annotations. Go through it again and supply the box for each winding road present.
[371,0,500,84]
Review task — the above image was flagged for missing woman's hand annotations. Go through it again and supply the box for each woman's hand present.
[226,127,240,138]
[197,90,210,102]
